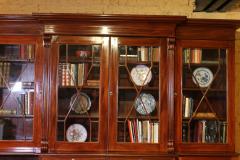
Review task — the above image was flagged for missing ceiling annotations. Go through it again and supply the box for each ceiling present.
[194,0,240,12]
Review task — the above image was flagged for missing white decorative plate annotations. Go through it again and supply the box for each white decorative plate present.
[134,93,156,115]
[130,65,152,86]
[66,124,87,142]
[70,92,91,114]
[192,67,213,88]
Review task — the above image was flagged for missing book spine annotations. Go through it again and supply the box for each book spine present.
[61,63,66,86]
[128,120,134,143]
[153,122,159,143]
[58,63,63,86]
[0,62,3,87]
[138,120,142,143]
[202,120,206,143]
[70,64,75,86]
[78,63,84,86]
[65,63,70,86]
[152,47,160,62]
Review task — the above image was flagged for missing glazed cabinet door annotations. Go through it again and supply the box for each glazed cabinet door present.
[109,37,169,152]
[0,36,43,152]
[175,40,235,152]
[48,36,109,152]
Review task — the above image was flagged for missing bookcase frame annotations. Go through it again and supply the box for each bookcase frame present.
[0,14,239,160]
[175,40,235,153]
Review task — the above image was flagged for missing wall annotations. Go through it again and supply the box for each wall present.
[0,0,240,156]
[0,0,240,19]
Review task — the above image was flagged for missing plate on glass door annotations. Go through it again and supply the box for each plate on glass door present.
[130,65,152,86]
[134,93,156,115]
[70,92,91,114]
[192,67,213,88]
[66,124,87,142]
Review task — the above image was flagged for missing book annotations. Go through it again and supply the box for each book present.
[58,63,63,86]
[183,48,202,63]
[152,47,160,62]
[0,62,3,87]
[191,48,202,63]
[70,63,78,86]
[153,122,159,143]
[78,63,84,86]
[139,46,149,61]
[127,120,134,143]
[221,121,227,143]
[27,44,35,60]
[142,120,150,143]
[202,120,206,143]
[138,120,142,143]
[65,63,71,86]
[182,123,188,142]
[61,63,67,86]
[183,97,193,118]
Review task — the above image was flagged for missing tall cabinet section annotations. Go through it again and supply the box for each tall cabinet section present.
[109,37,168,152]
[175,20,236,159]
[0,35,43,153]
[0,14,239,160]
[48,36,109,153]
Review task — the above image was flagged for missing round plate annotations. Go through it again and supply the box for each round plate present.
[192,67,213,88]
[130,65,152,86]
[70,92,91,114]
[66,124,87,142]
[134,93,156,115]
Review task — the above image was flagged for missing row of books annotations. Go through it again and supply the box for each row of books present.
[183,48,202,63]
[19,44,35,60]
[0,62,10,87]
[182,120,227,143]
[16,90,34,115]
[127,119,159,143]
[58,63,87,87]
[1,44,34,60]
[119,46,160,62]
[182,96,194,118]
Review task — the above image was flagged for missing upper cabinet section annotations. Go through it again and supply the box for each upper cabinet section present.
[182,48,227,144]
[0,36,43,153]
[175,40,235,152]
[49,36,109,152]
[0,43,35,140]
[108,37,169,152]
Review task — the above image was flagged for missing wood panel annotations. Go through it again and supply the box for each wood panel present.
[40,155,105,160]
[0,15,42,35]
[178,156,235,160]
[176,25,235,41]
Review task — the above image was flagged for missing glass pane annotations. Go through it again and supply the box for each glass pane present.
[0,44,35,140]
[182,48,227,144]
[57,44,101,143]
[117,45,160,143]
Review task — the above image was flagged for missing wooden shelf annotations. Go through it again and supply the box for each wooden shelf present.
[119,62,159,67]
[182,88,226,92]
[0,114,34,118]
[57,114,99,119]
[118,86,159,90]
[183,61,223,67]
[0,59,34,63]
[59,85,99,89]
[59,58,100,64]
[182,117,226,121]
[117,116,159,120]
